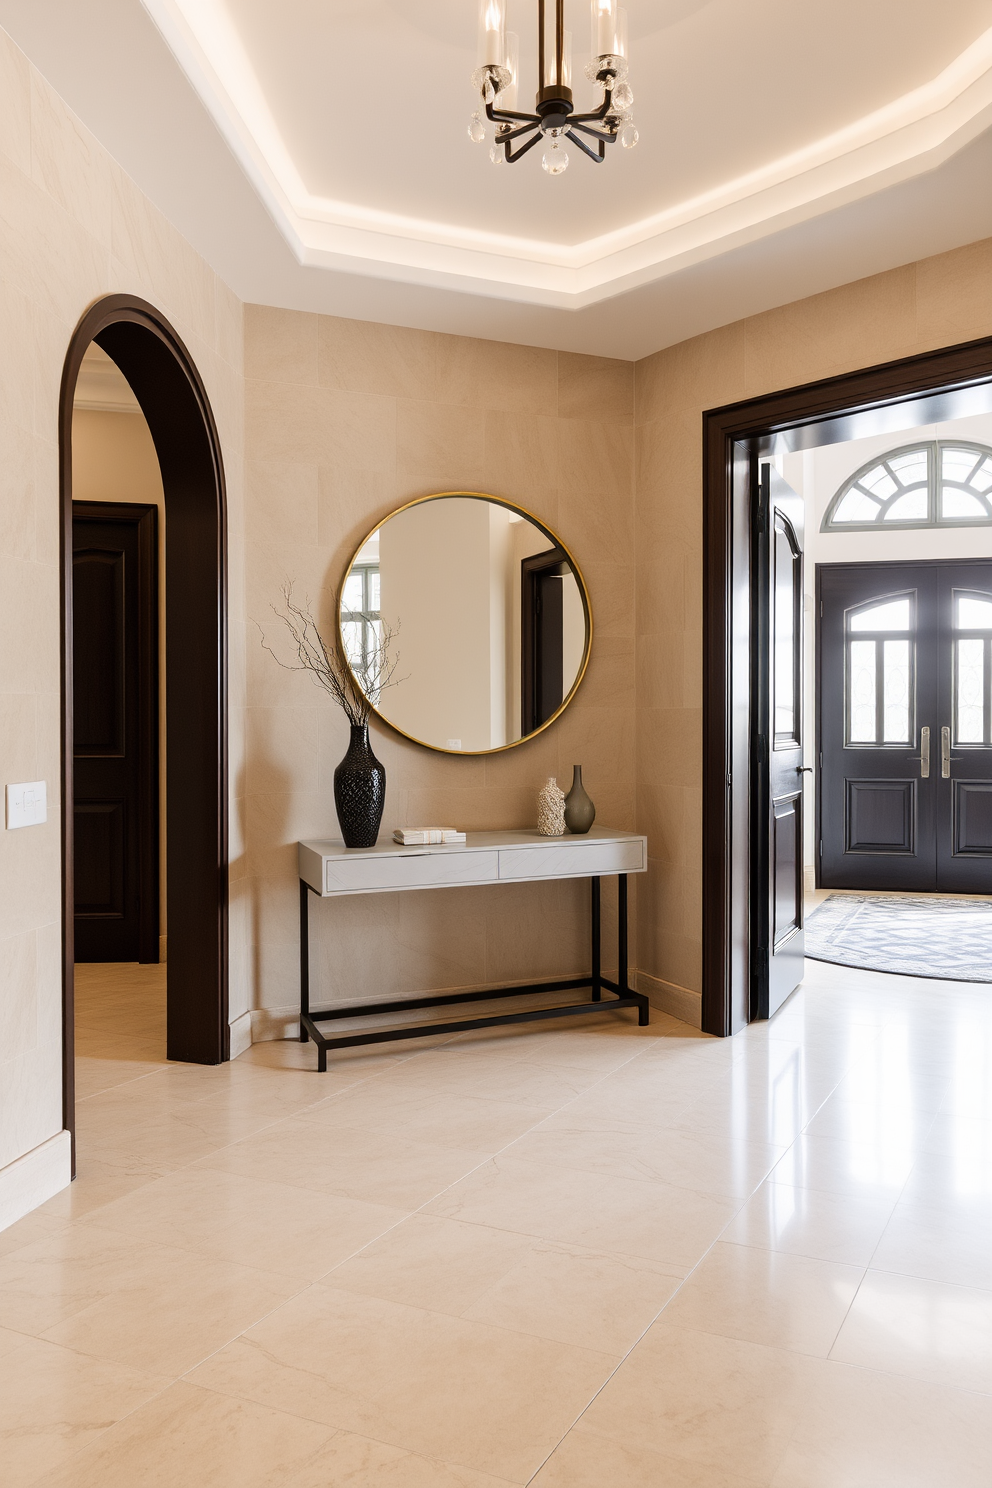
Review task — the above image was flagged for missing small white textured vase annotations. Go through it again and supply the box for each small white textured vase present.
[537,777,566,836]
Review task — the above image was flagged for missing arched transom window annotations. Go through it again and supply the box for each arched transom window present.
[823,441,992,531]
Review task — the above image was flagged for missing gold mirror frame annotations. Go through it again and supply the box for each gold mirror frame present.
[337,490,593,755]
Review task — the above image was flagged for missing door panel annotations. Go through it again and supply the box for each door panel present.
[72,505,159,962]
[818,560,992,893]
[752,467,806,1020]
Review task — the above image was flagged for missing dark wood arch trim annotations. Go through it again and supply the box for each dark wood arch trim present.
[61,295,229,1163]
[703,332,992,1038]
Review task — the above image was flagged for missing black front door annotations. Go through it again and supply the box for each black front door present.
[818,560,992,892]
[73,503,159,962]
[752,467,806,1019]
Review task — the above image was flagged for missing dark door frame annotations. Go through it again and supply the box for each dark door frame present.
[61,295,229,1168]
[703,332,992,1037]
[72,501,159,963]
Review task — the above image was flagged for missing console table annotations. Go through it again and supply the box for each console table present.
[297,827,649,1070]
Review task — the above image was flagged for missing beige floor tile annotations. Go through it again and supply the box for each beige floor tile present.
[722,1182,897,1266]
[290,1431,520,1488]
[74,1167,407,1279]
[368,1046,606,1108]
[530,1427,757,1488]
[0,1208,68,1259]
[830,1268,992,1393]
[37,1153,169,1222]
[661,1241,862,1356]
[25,1379,334,1488]
[771,1358,992,1487]
[579,1322,820,1482]
[506,1119,784,1199]
[194,1116,492,1209]
[188,1284,617,1482]
[74,1056,164,1100]
[769,1132,917,1198]
[870,1198,992,1289]
[298,1083,552,1153]
[0,1333,170,1488]
[426,1155,740,1268]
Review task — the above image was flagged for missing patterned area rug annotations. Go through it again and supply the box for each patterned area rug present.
[805,894,992,982]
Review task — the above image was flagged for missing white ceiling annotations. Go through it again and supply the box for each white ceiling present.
[4,0,992,357]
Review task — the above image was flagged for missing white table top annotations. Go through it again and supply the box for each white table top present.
[300,826,644,861]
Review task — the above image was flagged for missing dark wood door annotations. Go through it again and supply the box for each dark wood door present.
[818,560,992,892]
[752,467,806,1019]
[72,503,158,962]
[521,546,566,733]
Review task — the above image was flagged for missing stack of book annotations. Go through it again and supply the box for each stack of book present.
[393,827,466,845]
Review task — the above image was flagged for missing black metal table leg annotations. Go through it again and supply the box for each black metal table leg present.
[591,876,602,999]
[300,879,311,1042]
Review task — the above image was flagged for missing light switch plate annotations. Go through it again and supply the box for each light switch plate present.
[6,781,47,829]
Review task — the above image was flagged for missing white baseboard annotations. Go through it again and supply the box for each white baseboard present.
[636,970,703,1029]
[251,1004,300,1044]
[229,1011,253,1059]
[804,866,816,894]
[0,1130,72,1233]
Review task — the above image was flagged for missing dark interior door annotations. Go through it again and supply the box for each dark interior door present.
[73,503,158,962]
[818,560,992,892]
[521,547,566,733]
[752,467,806,1020]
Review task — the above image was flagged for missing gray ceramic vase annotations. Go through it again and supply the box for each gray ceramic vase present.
[564,765,596,834]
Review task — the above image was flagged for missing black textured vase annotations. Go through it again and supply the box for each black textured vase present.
[333,724,386,848]
[564,765,596,834]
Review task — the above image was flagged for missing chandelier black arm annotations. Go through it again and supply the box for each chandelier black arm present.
[565,128,606,163]
[504,127,545,164]
[569,93,615,125]
[568,119,618,145]
[485,100,541,125]
[494,118,543,145]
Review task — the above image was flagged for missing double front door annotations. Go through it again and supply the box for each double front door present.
[818,560,992,893]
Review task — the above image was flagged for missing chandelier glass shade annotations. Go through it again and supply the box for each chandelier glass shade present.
[468,0,638,174]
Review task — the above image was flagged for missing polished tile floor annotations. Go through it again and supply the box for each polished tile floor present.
[3,957,992,1485]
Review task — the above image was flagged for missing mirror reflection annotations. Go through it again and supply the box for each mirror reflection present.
[339,494,590,753]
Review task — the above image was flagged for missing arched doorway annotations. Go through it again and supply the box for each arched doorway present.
[60,295,229,1165]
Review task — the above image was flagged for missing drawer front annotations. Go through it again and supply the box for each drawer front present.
[323,850,498,894]
[498,839,645,881]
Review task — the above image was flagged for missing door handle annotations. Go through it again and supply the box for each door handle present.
[796,766,813,775]
[941,725,950,778]
[920,725,929,779]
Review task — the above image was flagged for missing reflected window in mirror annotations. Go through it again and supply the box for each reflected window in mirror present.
[337,494,591,754]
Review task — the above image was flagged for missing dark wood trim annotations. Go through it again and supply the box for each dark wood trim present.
[703,333,992,1037]
[521,544,568,735]
[71,501,159,964]
[60,295,229,1172]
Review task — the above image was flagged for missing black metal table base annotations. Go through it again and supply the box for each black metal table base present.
[298,873,649,1072]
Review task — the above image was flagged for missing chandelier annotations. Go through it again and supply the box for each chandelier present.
[468,1,638,175]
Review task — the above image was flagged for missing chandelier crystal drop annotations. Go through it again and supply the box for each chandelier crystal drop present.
[468,0,638,171]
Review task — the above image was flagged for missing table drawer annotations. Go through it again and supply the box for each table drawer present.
[323,850,499,895]
[498,839,645,881]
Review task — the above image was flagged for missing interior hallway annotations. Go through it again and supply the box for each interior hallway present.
[3,963,992,1486]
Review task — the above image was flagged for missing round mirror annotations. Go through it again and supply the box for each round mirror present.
[338,492,592,753]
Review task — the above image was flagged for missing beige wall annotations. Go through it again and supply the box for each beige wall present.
[70,407,168,940]
[243,308,635,1035]
[634,236,992,1026]
[0,24,244,1222]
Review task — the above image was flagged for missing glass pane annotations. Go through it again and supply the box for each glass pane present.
[971,460,992,493]
[942,488,989,521]
[882,640,910,743]
[883,491,928,521]
[341,619,364,666]
[834,489,881,523]
[368,570,381,610]
[849,640,877,742]
[774,526,796,739]
[859,466,897,498]
[888,449,928,484]
[957,594,992,630]
[849,597,911,632]
[942,446,981,483]
[342,573,364,612]
[956,638,985,743]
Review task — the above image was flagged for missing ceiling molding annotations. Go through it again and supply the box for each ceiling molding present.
[141,0,992,307]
